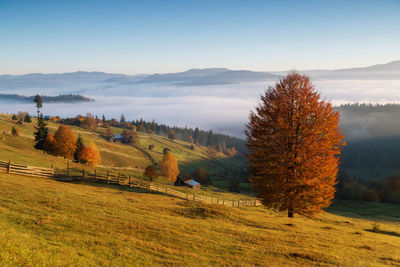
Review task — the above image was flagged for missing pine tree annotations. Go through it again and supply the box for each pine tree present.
[102,114,106,123]
[207,130,214,146]
[74,135,84,162]
[120,114,126,123]
[246,72,345,218]
[33,95,42,117]
[11,127,18,139]
[24,114,32,123]
[11,114,18,120]
[34,114,48,150]
[193,127,200,144]
[160,151,179,182]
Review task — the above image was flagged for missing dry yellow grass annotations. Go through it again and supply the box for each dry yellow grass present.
[1,173,399,266]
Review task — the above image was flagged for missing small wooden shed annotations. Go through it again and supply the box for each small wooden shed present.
[175,174,201,189]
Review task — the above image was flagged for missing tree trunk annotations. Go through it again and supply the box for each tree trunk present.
[288,204,294,218]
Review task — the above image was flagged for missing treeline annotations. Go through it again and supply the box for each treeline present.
[337,102,400,114]
[337,171,400,203]
[61,114,245,155]
[130,118,246,154]
[0,94,93,103]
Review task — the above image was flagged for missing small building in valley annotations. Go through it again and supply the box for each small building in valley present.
[175,174,201,189]
[113,134,123,142]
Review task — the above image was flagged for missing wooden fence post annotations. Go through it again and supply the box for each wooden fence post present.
[193,192,196,201]
[82,168,85,179]
[7,159,11,173]
[66,162,69,177]
[94,169,97,180]
[222,199,225,205]
[117,173,120,184]
[106,171,109,183]
[129,176,131,186]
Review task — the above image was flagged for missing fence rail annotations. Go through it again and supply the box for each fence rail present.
[0,159,262,207]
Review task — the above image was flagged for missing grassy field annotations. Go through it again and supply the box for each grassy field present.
[0,113,250,201]
[1,173,400,266]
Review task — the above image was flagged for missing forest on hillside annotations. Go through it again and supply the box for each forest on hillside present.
[0,94,94,103]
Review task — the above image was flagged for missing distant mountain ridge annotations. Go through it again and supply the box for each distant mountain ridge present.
[0,60,399,91]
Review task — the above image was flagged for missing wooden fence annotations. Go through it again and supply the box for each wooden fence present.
[0,159,262,207]
[0,159,53,178]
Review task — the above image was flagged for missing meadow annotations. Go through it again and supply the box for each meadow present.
[1,173,400,266]
[1,113,400,266]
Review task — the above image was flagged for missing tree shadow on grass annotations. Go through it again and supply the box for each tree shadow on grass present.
[364,229,400,238]
[325,200,400,223]
[56,178,164,195]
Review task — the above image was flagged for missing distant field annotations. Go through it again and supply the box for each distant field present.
[1,173,399,266]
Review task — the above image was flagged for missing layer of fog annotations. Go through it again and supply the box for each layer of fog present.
[1,79,400,138]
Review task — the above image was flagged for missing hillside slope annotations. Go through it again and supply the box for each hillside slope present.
[1,173,399,266]
[0,113,248,199]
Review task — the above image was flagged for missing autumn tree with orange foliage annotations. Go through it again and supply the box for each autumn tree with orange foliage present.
[160,151,179,182]
[78,141,100,167]
[53,125,76,158]
[43,134,57,154]
[246,72,345,218]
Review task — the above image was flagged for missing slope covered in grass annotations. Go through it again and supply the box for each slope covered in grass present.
[1,173,400,266]
[0,113,249,200]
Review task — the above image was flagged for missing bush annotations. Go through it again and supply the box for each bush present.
[192,168,212,185]
[371,222,381,233]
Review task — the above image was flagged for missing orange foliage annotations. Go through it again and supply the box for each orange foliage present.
[160,151,179,182]
[53,125,76,158]
[246,72,345,218]
[43,134,57,154]
[78,141,100,167]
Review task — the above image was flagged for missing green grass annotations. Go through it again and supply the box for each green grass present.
[1,173,400,266]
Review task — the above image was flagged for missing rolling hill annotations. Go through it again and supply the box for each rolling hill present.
[0,113,400,265]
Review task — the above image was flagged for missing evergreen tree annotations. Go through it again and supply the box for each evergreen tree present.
[24,114,32,123]
[120,114,126,123]
[11,127,18,139]
[74,135,84,162]
[102,114,106,123]
[33,95,43,117]
[12,114,18,120]
[193,127,200,144]
[34,114,48,150]
[207,130,214,146]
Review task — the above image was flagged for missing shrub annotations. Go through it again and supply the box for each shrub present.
[144,165,158,182]
[192,168,212,185]
[78,141,100,167]
[371,222,381,233]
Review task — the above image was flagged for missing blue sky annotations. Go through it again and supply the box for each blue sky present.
[0,0,399,74]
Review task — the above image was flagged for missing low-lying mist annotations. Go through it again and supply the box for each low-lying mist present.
[1,79,400,138]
